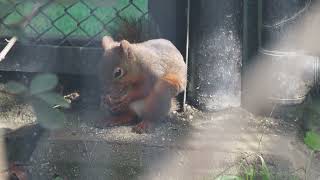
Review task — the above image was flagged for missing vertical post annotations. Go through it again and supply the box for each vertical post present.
[260,0,312,52]
[148,0,187,54]
[182,0,190,111]
[187,0,243,111]
[259,0,317,105]
[241,0,260,108]
[243,0,319,115]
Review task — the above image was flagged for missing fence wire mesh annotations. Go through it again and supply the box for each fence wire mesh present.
[0,0,148,47]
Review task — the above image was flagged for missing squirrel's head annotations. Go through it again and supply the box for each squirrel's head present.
[99,36,140,92]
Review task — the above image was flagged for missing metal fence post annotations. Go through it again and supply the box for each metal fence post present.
[187,0,243,111]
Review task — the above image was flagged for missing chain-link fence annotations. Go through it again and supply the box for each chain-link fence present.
[0,0,148,47]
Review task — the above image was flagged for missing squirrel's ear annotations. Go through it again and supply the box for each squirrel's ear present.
[102,36,116,50]
[120,40,134,59]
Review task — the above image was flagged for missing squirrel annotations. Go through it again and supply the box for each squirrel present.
[98,36,187,133]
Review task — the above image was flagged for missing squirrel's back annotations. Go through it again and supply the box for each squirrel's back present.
[132,39,187,93]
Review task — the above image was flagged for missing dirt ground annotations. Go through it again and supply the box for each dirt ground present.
[0,78,319,180]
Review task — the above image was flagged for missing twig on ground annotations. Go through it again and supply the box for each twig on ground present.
[0,1,46,62]
[0,37,17,62]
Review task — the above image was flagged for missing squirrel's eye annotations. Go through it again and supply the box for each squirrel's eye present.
[113,67,124,79]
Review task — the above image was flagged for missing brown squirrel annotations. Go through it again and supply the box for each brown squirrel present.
[98,36,187,133]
